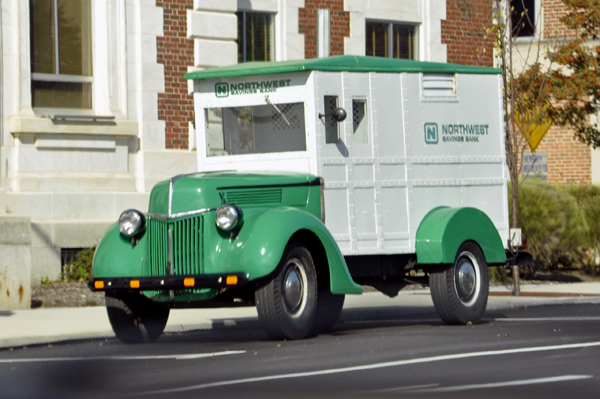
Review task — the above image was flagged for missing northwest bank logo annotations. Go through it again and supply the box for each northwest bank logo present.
[215,83,229,97]
[215,79,292,97]
[424,123,438,144]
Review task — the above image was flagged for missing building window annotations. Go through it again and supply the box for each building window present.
[511,0,536,38]
[30,0,92,109]
[236,11,274,63]
[366,21,418,60]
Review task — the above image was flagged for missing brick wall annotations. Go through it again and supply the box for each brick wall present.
[534,125,591,184]
[538,0,591,184]
[441,0,494,66]
[299,0,349,58]
[156,0,194,150]
[544,0,574,39]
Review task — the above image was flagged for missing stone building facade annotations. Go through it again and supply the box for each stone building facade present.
[0,0,492,309]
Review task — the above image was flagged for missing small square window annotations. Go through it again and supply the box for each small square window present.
[324,96,339,144]
[237,11,275,63]
[511,0,537,38]
[366,21,418,60]
[352,100,368,144]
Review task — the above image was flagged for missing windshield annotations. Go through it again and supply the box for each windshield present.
[205,102,306,157]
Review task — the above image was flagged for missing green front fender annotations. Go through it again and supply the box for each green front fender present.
[209,207,362,295]
[92,222,146,278]
[416,207,506,265]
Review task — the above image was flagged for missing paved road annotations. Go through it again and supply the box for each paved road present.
[1,302,600,399]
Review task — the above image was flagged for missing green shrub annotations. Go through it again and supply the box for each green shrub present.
[62,247,96,282]
[565,185,600,275]
[512,180,588,276]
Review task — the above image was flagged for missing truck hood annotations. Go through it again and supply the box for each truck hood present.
[148,171,319,216]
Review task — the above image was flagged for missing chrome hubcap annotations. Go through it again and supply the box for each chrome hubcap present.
[458,260,476,298]
[283,261,304,314]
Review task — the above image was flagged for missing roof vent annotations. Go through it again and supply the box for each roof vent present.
[421,73,457,101]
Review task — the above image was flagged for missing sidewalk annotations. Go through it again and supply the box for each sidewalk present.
[2,282,600,349]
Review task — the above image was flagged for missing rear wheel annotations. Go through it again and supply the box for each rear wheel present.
[255,240,317,340]
[105,292,170,344]
[430,241,489,325]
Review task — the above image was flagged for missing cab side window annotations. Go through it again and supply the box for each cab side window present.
[324,95,339,144]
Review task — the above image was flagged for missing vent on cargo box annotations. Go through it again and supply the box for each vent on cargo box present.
[224,188,283,205]
[421,73,457,101]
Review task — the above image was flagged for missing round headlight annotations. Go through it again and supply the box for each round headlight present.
[119,209,145,237]
[215,204,242,231]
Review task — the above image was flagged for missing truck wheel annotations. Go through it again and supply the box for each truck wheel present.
[430,241,489,325]
[310,290,345,335]
[255,241,318,340]
[105,292,170,344]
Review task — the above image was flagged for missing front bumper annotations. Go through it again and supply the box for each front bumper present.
[88,273,250,292]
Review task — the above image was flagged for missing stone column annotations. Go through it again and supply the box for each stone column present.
[0,195,32,310]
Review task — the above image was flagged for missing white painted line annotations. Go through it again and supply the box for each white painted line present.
[491,317,600,322]
[345,316,600,325]
[0,350,246,364]
[411,375,594,393]
[374,383,440,393]
[345,319,441,324]
[140,341,600,395]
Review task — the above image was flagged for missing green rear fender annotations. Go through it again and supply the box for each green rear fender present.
[92,222,146,278]
[209,207,362,295]
[416,207,506,265]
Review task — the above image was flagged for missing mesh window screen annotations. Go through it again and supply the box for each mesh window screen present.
[325,96,339,144]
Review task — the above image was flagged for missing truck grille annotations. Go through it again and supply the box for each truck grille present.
[148,215,204,276]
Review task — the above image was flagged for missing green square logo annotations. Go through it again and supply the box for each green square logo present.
[215,83,229,98]
[424,123,438,144]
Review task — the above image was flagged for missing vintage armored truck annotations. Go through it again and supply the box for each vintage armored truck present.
[89,56,529,344]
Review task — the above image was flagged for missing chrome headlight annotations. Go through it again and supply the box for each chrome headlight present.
[119,209,146,237]
[215,204,243,231]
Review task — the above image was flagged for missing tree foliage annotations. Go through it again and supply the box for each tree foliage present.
[546,0,600,148]
[486,0,555,228]
[487,0,600,229]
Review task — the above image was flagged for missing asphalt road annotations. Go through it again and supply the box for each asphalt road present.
[1,303,600,399]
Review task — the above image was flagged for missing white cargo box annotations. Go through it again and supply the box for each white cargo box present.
[188,56,508,256]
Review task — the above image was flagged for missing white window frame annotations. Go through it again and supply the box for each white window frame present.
[25,0,129,118]
[30,0,94,113]
[511,0,540,40]
[236,10,276,63]
[365,19,419,60]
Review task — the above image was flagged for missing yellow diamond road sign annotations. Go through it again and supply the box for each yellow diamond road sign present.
[515,106,552,152]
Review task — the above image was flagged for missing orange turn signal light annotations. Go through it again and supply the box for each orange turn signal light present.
[226,275,238,285]
[130,280,140,289]
[94,281,105,290]
[183,277,195,287]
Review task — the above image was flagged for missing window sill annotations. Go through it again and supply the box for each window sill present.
[9,115,139,137]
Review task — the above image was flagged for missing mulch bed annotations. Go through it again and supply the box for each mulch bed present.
[31,282,105,308]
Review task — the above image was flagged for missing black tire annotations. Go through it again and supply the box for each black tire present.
[105,292,170,344]
[430,241,489,325]
[255,240,318,340]
[310,289,345,335]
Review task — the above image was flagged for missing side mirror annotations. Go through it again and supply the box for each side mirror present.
[319,107,347,123]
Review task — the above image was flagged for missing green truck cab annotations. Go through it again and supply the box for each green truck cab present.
[89,57,530,344]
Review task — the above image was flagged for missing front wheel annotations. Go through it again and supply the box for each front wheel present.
[310,289,345,335]
[105,292,170,344]
[430,241,489,325]
[255,240,317,340]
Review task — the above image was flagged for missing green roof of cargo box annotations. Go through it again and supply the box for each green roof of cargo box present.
[184,55,501,80]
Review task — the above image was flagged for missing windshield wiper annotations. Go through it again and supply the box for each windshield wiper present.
[265,96,291,126]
